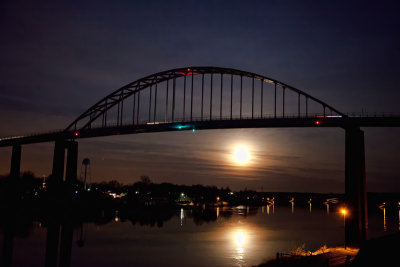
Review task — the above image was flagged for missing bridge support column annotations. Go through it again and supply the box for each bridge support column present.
[51,140,78,186]
[52,140,66,185]
[65,141,78,183]
[345,127,368,246]
[10,145,21,178]
[45,140,78,267]
[2,145,22,267]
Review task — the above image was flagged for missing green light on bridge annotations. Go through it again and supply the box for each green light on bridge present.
[173,125,191,130]
[172,125,196,132]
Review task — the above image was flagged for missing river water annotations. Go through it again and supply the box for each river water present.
[3,205,399,266]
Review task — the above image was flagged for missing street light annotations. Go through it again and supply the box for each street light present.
[341,208,347,216]
[341,208,347,249]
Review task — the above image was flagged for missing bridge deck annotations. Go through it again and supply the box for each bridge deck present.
[1,116,400,147]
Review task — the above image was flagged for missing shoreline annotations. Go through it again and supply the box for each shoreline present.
[257,232,400,267]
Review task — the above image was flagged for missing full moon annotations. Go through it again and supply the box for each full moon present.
[232,146,251,165]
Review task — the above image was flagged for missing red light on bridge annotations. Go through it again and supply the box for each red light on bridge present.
[315,120,320,125]
[74,132,79,137]
[178,70,199,76]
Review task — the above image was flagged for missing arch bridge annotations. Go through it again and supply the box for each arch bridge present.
[1,66,398,145]
[66,66,344,135]
[3,66,400,246]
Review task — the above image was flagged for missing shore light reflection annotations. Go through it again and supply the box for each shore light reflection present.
[324,200,330,215]
[398,202,400,231]
[379,202,386,231]
[114,210,119,222]
[383,207,387,231]
[290,197,294,214]
[180,208,185,226]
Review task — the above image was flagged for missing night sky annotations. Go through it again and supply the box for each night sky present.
[0,1,399,192]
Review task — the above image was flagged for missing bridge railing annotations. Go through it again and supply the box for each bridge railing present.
[0,114,329,142]
[86,112,339,128]
[2,112,400,145]
[346,112,400,118]
[0,129,65,142]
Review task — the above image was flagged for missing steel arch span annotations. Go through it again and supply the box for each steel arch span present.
[66,66,345,133]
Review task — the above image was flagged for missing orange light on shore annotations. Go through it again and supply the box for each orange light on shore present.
[341,209,347,215]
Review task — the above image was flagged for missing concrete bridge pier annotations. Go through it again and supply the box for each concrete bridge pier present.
[51,140,78,188]
[345,127,368,246]
[45,140,78,267]
[51,140,66,191]
[10,145,21,178]
[2,145,22,267]
[65,141,78,183]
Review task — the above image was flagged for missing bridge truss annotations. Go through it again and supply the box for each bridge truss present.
[66,66,345,133]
